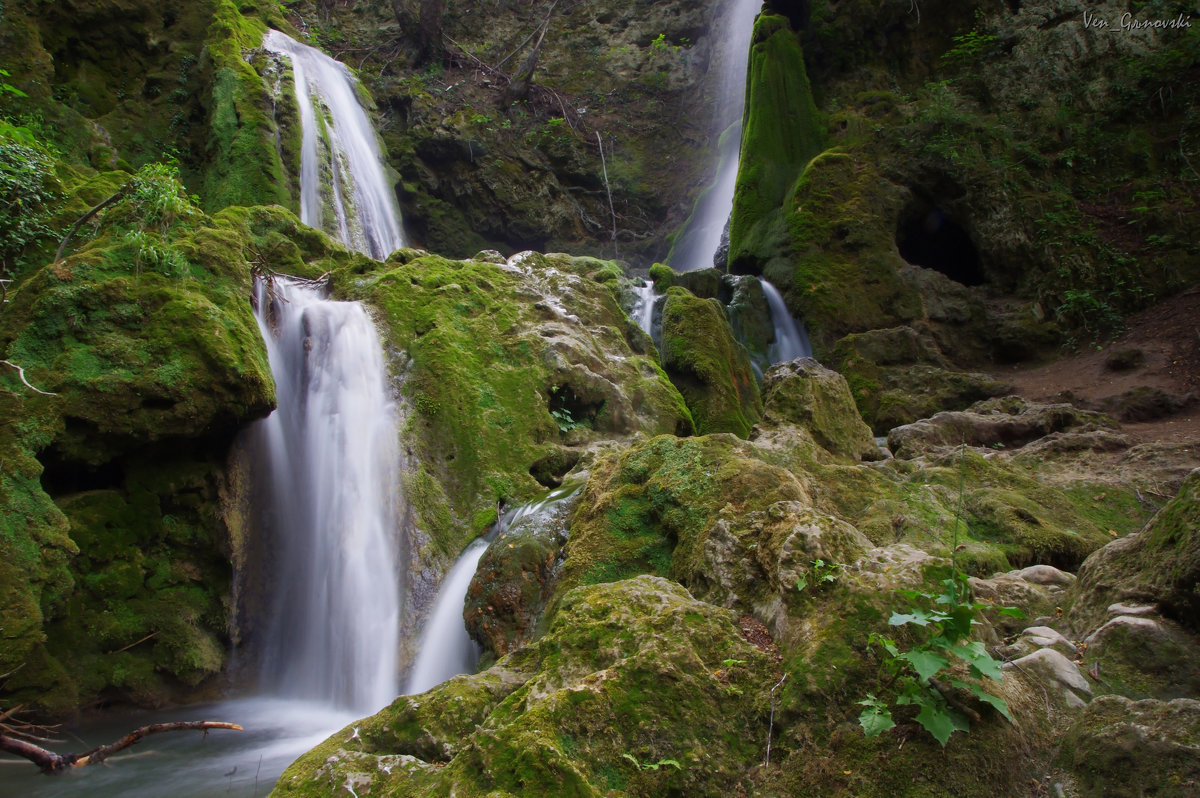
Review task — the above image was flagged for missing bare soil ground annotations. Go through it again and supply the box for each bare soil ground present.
[987,286,1200,447]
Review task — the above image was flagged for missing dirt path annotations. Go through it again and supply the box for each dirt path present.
[987,286,1200,447]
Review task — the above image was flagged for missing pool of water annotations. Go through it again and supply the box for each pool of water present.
[0,697,357,798]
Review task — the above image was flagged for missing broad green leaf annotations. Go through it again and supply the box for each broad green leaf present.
[950,641,1004,681]
[795,576,808,591]
[915,701,970,746]
[858,705,896,738]
[889,609,933,627]
[951,680,1015,722]
[997,606,1027,618]
[899,649,950,683]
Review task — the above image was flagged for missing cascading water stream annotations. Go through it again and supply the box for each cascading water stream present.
[251,278,402,715]
[668,0,760,272]
[761,279,812,363]
[263,30,405,259]
[404,485,580,695]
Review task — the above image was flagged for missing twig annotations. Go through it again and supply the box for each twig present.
[1,361,57,396]
[56,183,133,262]
[928,677,982,724]
[108,631,159,655]
[596,131,618,257]
[765,672,787,768]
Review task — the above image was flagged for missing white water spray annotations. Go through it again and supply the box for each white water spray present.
[263,30,405,259]
[761,279,812,363]
[403,538,488,695]
[252,279,401,714]
[669,0,760,272]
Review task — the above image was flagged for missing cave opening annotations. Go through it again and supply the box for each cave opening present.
[896,207,985,287]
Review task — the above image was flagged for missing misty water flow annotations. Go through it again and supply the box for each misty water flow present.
[761,279,812,363]
[668,0,760,272]
[263,30,404,259]
[251,278,401,714]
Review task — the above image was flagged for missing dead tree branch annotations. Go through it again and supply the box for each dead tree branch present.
[1,361,57,396]
[0,721,243,774]
[55,182,133,263]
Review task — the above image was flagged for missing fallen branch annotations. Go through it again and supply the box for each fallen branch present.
[55,182,133,263]
[0,361,57,396]
[0,721,243,774]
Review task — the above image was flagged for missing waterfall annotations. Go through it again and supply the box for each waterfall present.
[668,0,760,272]
[404,485,580,694]
[761,279,812,363]
[631,279,660,340]
[403,538,488,695]
[251,278,401,714]
[263,30,405,260]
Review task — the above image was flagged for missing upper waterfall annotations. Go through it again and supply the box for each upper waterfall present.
[250,279,402,714]
[263,30,405,260]
[668,0,760,272]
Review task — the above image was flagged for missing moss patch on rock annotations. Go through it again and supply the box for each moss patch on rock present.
[659,287,762,437]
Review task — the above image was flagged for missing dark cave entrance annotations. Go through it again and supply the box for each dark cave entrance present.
[896,207,985,287]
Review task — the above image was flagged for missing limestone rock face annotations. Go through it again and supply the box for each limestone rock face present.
[273,576,779,798]
[761,358,878,461]
[887,397,1119,460]
[1059,695,1200,798]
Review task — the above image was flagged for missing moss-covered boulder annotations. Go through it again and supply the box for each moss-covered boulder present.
[659,287,762,436]
[1067,469,1200,636]
[273,576,780,798]
[335,250,692,561]
[465,486,579,659]
[831,326,1010,434]
[1059,695,1200,798]
[556,434,812,611]
[761,358,878,461]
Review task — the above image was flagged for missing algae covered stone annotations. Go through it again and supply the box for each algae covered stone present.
[273,576,779,798]
[761,357,878,461]
[659,287,762,437]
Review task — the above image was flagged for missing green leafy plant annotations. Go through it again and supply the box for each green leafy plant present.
[859,574,1022,745]
[794,558,841,592]
[859,444,1023,746]
[939,31,998,69]
[0,121,61,277]
[621,753,681,771]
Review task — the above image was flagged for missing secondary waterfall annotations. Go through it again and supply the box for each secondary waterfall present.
[251,278,401,714]
[403,538,489,695]
[668,0,760,272]
[404,485,580,695]
[762,279,812,363]
[263,30,405,259]
[631,279,660,341]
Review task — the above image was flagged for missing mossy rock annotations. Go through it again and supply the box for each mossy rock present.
[273,576,779,798]
[1059,695,1200,798]
[555,433,812,615]
[335,250,692,560]
[1067,468,1200,636]
[727,13,824,277]
[659,288,762,437]
[760,358,877,461]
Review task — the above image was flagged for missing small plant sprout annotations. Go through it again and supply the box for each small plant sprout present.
[795,558,841,592]
[621,753,681,771]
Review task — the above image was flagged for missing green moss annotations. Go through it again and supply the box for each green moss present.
[648,262,674,292]
[338,251,690,559]
[275,577,777,798]
[659,288,761,437]
[727,14,824,277]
